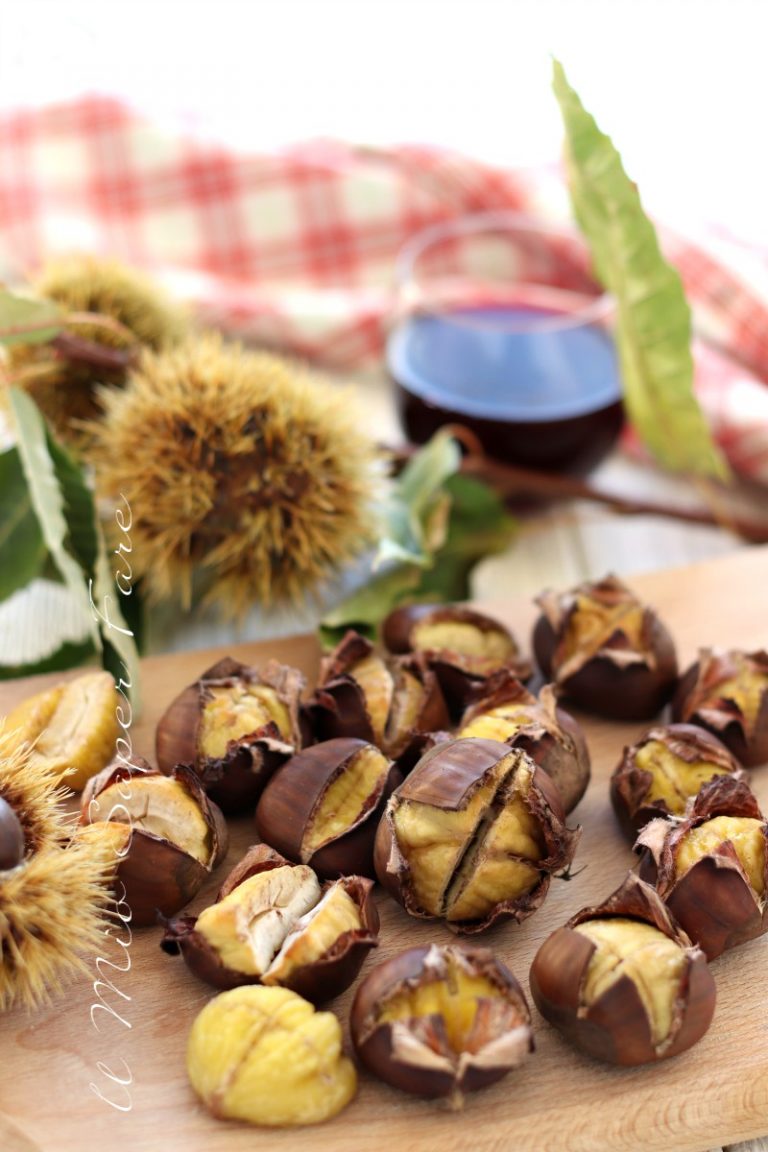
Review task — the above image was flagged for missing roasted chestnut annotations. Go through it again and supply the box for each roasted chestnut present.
[374,739,578,933]
[155,657,305,812]
[381,603,531,718]
[80,757,228,926]
[255,738,399,879]
[161,844,378,1001]
[0,795,25,871]
[672,648,768,767]
[532,575,678,720]
[610,723,746,838]
[636,776,768,959]
[307,631,450,760]
[350,943,533,1103]
[529,872,716,1065]
[458,674,590,813]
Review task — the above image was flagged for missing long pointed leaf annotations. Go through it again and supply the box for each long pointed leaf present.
[0,448,46,601]
[552,60,728,481]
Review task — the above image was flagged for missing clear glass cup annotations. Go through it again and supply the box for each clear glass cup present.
[386,212,623,474]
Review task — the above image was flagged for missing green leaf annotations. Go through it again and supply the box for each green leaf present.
[318,565,423,649]
[0,639,96,680]
[0,448,47,601]
[8,389,141,705]
[551,60,729,481]
[0,289,62,347]
[374,431,461,570]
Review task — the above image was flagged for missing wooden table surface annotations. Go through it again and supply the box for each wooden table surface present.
[1,546,768,1152]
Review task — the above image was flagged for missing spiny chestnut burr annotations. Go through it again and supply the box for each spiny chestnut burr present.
[80,757,228,926]
[306,631,450,760]
[155,656,305,813]
[636,776,768,959]
[374,739,579,933]
[610,723,746,838]
[186,985,357,1126]
[529,872,715,1066]
[381,603,531,719]
[672,648,768,767]
[161,844,379,1001]
[350,943,533,1104]
[532,575,678,720]
[458,673,590,814]
[254,738,400,879]
[0,795,25,871]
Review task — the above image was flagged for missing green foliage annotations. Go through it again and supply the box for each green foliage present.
[0,288,62,347]
[0,448,46,601]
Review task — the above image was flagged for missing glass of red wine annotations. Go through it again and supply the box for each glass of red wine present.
[387,212,624,475]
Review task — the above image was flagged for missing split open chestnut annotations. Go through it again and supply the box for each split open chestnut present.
[161,844,379,1002]
[350,943,533,1104]
[529,872,715,1065]
[374,738,578,933]
[155,656,305,813]
[672,648,768,767]
[532,575,678,720]
[636,776,768,959]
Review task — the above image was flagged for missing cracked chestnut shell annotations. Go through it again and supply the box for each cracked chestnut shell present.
[161,844,379,1002]
[636,775,768,959]
[307,631,450,761]
[155,656,305,813]
[672,648,768,767]
[350,943,533,1103]
[254,738,400,879]
[374,738,579,933]
[532,575,678,720]
[458,673,590,814]
[610,723,746,838]
[381,604,531,719]
[529,872,715,1066]
[80,757,229,926]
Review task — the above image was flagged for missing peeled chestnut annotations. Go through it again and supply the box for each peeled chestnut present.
[155,657,305,813]
[374,739,578,933]
[381,603,531,718]
[532,575,678,720]
[350,943,533,1103]
[307,631,450,760]
[80,757,228,926]
[636,776,768,959]
[458,674,590,814]
[610,723,746,838]
[161,844,378,1001]
[530,872,715,1066]
[672,648,768,767]
[255,738,399,879]
[0,795,25,871]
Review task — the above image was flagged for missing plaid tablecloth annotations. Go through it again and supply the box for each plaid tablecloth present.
[0,95,767,481]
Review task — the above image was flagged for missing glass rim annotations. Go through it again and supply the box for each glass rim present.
[395,210,613,332]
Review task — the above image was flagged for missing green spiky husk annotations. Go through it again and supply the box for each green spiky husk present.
[89,333,381,615]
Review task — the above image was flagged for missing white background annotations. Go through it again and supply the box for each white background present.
[0,0,766,241]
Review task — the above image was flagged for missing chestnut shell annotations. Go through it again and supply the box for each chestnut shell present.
[160,845,379,1002]
[529,872,715,1066]
[0,795,25,871]
[532,576,678,721]
[635,775,768,959]
[610,723,746,839]
[254,738,400,879]
[81,758,229,927]
[672,648,768,768]
[350,943,533,1099]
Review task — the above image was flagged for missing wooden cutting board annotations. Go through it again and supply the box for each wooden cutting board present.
[1,546,767,1152]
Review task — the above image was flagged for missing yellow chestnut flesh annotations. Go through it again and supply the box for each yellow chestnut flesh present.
[717,668,768,731]
[186,985,357,1126]
[574,918,685,1047]
[200,683,291,758]
[346,652,393,744]
[563,597,645,663]
[264,884,363,985]
[90,775,212,864]
[302,745,389,858]
[637,740,733,815]
[412,620,514,668]
[459,705,533,742]
[675,816,766,895]
[377,959,501,1054]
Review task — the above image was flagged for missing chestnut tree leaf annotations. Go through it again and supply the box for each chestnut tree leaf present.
[374,430,461,569]
[0,638,96,681]
[0,447,47,601]
[552,59,729,480]
[0,288,62,346]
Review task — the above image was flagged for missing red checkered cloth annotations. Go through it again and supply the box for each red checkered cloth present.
[1,95,767,482]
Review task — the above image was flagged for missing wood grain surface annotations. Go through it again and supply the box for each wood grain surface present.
[1,547,767,1152]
